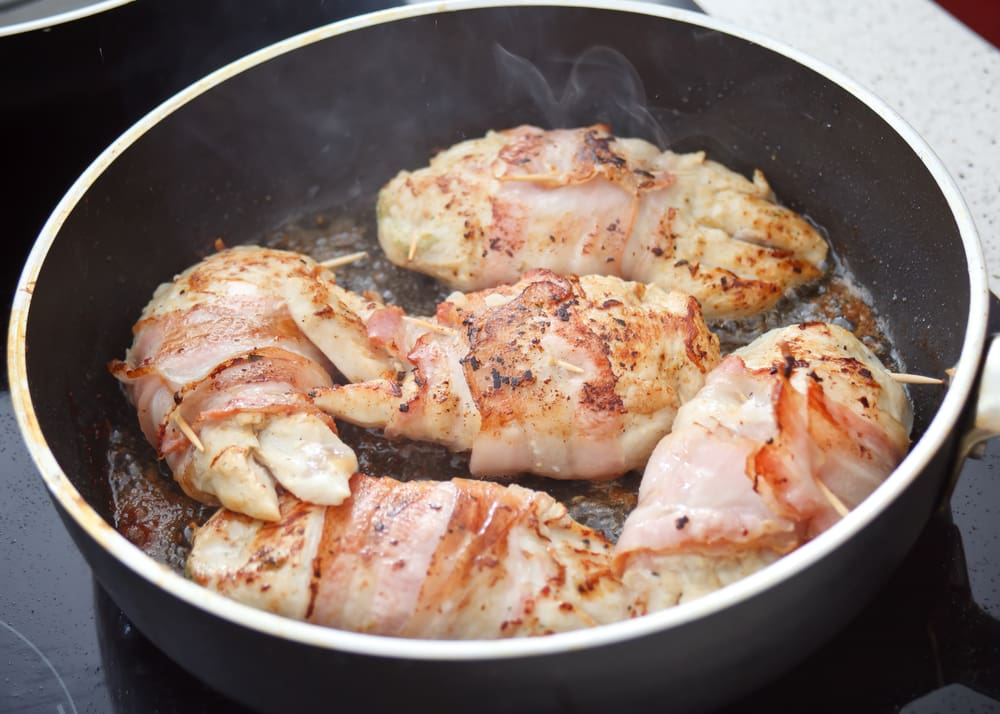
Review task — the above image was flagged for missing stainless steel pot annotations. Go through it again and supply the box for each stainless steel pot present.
[8,2,998,711]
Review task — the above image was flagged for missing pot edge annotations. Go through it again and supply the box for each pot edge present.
[0,0,133,38]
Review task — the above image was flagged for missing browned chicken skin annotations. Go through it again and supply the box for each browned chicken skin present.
[312,269,721,480]
[616,323,912,609]
[378,124,828,319]
[189,475,630,638]
[108,246,368,521]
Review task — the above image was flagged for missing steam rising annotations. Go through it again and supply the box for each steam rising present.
[492,45,669,148]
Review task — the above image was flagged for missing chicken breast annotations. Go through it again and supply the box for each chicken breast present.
[188,475,631,638]
[614,322,912,609]
[377,124,828,319]
[312,269,721,480]
[109,246,393,521]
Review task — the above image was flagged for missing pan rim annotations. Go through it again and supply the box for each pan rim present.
[0,0,133,38]
[7,0,989,661]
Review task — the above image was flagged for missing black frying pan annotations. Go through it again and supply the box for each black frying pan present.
[8,2,996,712]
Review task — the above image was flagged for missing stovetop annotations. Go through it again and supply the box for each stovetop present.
[3,1,1000,712]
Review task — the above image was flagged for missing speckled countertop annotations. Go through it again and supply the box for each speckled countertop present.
[697,0,1000,296]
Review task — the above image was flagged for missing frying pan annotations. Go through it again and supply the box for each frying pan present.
[8,1,998,712]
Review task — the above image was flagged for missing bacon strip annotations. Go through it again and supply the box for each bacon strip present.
[189,475,631,638]
[615,322,912,607]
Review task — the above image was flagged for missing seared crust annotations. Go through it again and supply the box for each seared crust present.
[313,269,721,480]
[378,124,828,319]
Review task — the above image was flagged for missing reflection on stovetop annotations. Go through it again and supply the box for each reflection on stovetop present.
[2,380,999,713]
[94,585,243,714]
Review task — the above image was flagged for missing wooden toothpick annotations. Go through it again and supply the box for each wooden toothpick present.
[552,358,586,374]
[407,234,422,262]
[889,372,944,385]
[402,315,459,336]
[172,412,205,453]
[815,478,850,518]
[319,251,368,269]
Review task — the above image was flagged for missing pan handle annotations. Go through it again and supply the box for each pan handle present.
[941,292,1000,504]
[955,333,1000,461]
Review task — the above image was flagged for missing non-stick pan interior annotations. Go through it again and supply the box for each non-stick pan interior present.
[24,5,967,514]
